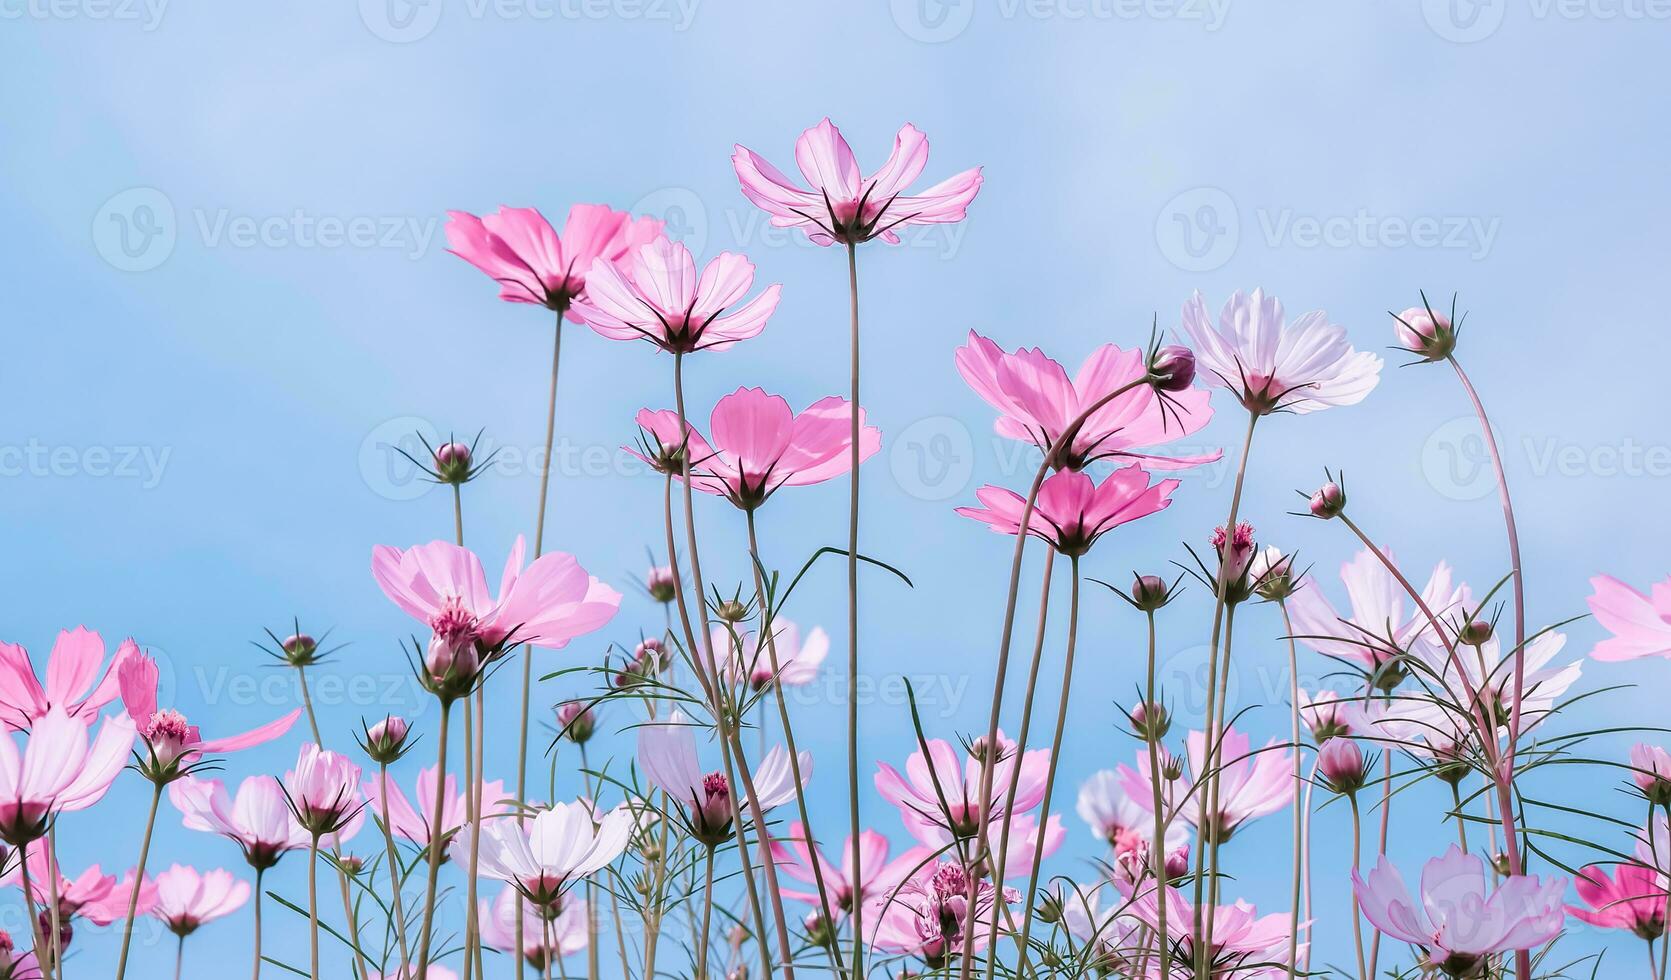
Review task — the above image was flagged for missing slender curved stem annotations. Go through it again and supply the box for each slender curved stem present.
[1145,608,1172,979]
[415,699,452,979]
[308,833,322,980]
[746,509,848,978]
[174,933,185,980]
[1014,555,1082,969]
[377,762,413,973]
[18,849,52,980]
[466,688,486,980]
[1300,757,1318,975]
[251,866,265,980]
[114,778,164,980]
[1202,603,1240,959]
[698,846,716,978]
[1279,600,1302,980]
[843,240,865,980]
[1366,749,1392,978]
[1347,794,1367,980]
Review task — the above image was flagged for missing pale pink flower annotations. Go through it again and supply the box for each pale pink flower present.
[0,629,135,731]
[956,466,1178,557]
[1587,574,1671,661]
[1633,743,1671,800]
[1075,769,1188,855]
[1317,736,1369,794]
[1129,886,1294,977]
[874,730,1048,847]
[1285,548,1469,682]
[169,775,312,868]
[637,713,808,845]
[117,652,297,775]
[1569,863,1665,939]
[1120,728,1292,843]
[718,620,830,690]
[1180,288,1382,415]
[863,859,1016,967]
[149,864,248,935]
[630,387,879,509]
[480,883,586,970]
[954,331,1218,471]
[1212,521,1258,584]
[453,800,633,910]
[1353,846,1565,971]
[1058,886,1145,973]
[363,765,505,853]
[371,537,620,691]
[575,238,780,353]
[0,707,134,845]
[283,743,363,836]
[4,838,154,925]
[769,823,915,918]
[1295,689,1350,741]
[444,204,661,316]
[1392,304,1457,361]
[732,118,981,246]
[1418,628,1579,734]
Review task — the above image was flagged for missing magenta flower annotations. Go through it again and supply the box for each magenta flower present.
[1569,863,1666,939]
[480,883,586,970]
[1180,288,1382,415]
[0,628,135,731]
[149,864,248,935]
[575,238,780,354]
[732,119,982,247]
[6,838,153,926]
[1353,846,1565,975]
[1587,574,1671,661]
[630,387,880,509]
[0,931,41,980]
[363,765,505,854]
[874,730,1049,847]
[954,331,1218,471]
[444,204,661,316]
[956,466,1178,557]
[636,713,807,846]
[456,800,633,911]
[0,707,134,845]
[169,775,311,869]
[770,822,916,920]
[117,652,298,778]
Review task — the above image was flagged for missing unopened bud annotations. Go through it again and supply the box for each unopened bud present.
[363,715,410,764]
[556,701,596,744]
[1129,701,1170,742]
[1131,574,1170,611]
[1393,306,1456,362]
[1148,344,1197,393]
[1309,482,1346,520]
[1459,620,1494,646]
[435,442,473,483]
[1319,738,1368,796]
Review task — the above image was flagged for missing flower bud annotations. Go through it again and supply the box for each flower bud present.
[1212,522,1257,603]
[646,566,677,603]
[715,599,749,623]
[363,715,410,764]
[1309,482,1346,520]
[1129,701,1170,742]
[1033,891,1064,925]
[803,912,834,947]
[435,442,473,484]
[1250,546,1295,601]
[1459,620,1494,646]
[1491,852,1512,877]
[1131,574,1170,611]
[281,633,319,665]
[1298,691,1350,744]
[1148,344,1197,393]
[1160,751,1185,783]
[1319,737,1368,796]
[1393,306,1456,362]
[556,701,596,745]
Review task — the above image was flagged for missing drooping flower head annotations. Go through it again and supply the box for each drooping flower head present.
[732,119,982,246]
[117,652,298,782]
[630,387,879,510]
[957,466,1178,558]
[149,865,249,936]
[1587,574,1671,662]
[0,629,135,731]
[1353,846,1565,977]
[444,204,662,316]
[0,707,134,846]
[1180,288,1382,415]
[5,837,154,928]
[169,775,312,870]
[575,238,780,354]
[455,800,633,912]
[955,332,1219,472]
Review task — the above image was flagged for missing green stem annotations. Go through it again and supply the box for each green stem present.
[251,866,265,980]
[1347,794,1367,980]
[414,699,453,979]
[843,239,865,980]
[378,762,413,973]
[1145,608,1171,980]
[308,833,322,980]
[113,778,164,980]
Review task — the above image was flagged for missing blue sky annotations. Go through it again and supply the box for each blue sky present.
[4,0,1671,975]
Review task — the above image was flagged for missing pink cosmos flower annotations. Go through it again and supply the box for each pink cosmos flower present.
[1119,728,1292,844]
[169,775,312,868]
[1569,863,1665,940]
[636,713,808,845]
[1587,574,1671,661]
[5,838,154,926]
[1180,288,1382,415]
[1058,886,1145,974]
[1075,769,1189,856]
[1129,886,1294,977]
[1353,846,1565,974]
[574,238,780,354]
[1285,548,1470,684]
[1295,689,1350,742]
[371,537,620,693]
[454,800,633,910]
[874,730,1049,846]
[956,466,1178,557]
[769,822,916,919]
[0,932,41,980]
[1632,743,1671,800]
[444,204,662,316]
[117,652,298,775]
[0,628,135,731]
[480,883,586,970]
[1419,628,1579,734]
[283,743,363,836]
[954,331,1219,471]
[717,619,830,691]
[363,765,506,854]
[732,119,981,247]
[864,859,1016,968]
[149,864,248,935]
[0,707,134,845]
[630,387,879,509]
